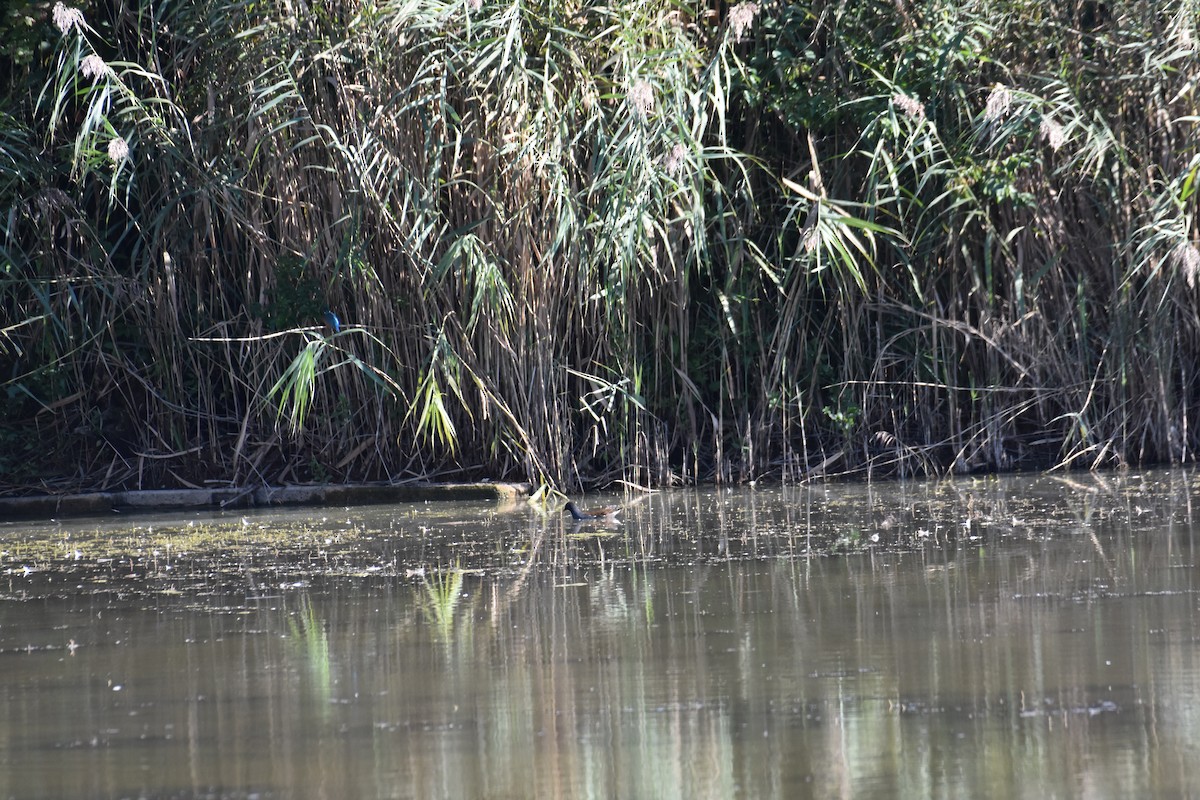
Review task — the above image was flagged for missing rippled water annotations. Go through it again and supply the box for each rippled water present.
[2,470,1199,798]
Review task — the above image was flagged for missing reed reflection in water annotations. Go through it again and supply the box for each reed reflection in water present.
[0,470,1198,798]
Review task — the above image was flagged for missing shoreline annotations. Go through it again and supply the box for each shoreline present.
[0,482,533,521]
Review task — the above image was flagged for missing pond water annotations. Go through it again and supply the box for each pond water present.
[1,470,1199,798]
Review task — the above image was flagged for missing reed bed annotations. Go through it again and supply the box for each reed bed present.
[1,0,1198,493]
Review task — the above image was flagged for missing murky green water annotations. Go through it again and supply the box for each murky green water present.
[2,470,1199,798]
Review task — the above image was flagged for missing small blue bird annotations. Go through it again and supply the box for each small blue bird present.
[323,310,342,333]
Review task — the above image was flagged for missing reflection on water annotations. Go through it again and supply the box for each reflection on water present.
[1,470,1199,798]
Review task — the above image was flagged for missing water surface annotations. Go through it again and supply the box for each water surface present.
[2,471,1199,798]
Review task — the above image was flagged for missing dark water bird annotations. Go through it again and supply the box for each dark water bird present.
[564,501,622,521]
[323,310,342,333]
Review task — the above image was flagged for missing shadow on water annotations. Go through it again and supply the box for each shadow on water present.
[1,469,1199,798]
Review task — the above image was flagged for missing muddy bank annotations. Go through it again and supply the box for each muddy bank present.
[0,481,532,521]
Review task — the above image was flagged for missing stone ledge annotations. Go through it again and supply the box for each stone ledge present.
[0,482,532,521]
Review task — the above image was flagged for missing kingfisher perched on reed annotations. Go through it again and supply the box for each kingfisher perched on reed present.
[323,310,342,333]
[564,501,622,521]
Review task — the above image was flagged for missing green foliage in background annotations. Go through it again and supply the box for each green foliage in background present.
[1,0,1198,492]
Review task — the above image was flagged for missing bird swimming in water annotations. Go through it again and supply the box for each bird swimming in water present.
[564,501,622,521]
[323,310,342,333]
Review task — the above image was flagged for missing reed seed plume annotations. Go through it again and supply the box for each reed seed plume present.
[628,80,655,119]
[891,93,926,121]
[51,2,84,34]
[80,54,108,79]
[728,2,759,43]
[106,137,129,162]
[1174,243,1200,289]
[1039,118,1066,151]
[984,85,1012,122]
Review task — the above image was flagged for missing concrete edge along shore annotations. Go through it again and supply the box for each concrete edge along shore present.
[0,482,533,522]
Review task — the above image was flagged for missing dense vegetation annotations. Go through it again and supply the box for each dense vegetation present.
[2,0,1198,493]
